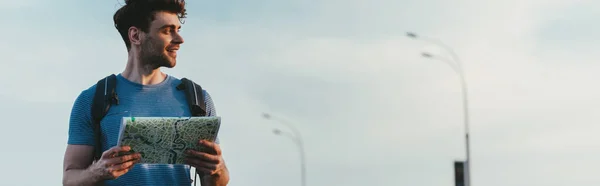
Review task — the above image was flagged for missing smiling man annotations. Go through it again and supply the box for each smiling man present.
[61,0,230,185]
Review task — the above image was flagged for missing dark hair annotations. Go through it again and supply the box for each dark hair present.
[113,0,187,50]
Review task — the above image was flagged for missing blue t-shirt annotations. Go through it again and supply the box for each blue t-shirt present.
[67,73,217,185]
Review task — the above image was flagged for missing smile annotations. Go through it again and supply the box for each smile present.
[167,49,178,55]
[167,46,179,52]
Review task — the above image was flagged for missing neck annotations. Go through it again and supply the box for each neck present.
[121,52,167,85]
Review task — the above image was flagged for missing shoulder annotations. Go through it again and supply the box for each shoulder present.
[71,74,116,113]
[168,74,217,115]
[75,74,118,103]
[67,82,99,130]
[73,83,97,107]
[167,74,213,98]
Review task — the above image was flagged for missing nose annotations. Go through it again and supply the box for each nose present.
[173,32,184,44]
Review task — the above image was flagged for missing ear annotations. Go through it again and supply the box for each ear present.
[128,26,142,46]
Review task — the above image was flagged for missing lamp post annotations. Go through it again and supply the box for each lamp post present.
[407,32,472,186]
[262,113,306,186]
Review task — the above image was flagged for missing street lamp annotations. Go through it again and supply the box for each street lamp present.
[406,32,464,71]
[263,113,306,186]
[408,32,472,186]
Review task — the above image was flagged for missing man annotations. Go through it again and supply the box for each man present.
[62,0,230,185]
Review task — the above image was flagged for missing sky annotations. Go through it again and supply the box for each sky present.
[0,0,599,185]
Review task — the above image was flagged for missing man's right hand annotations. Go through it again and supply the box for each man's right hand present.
[89,146,142,180]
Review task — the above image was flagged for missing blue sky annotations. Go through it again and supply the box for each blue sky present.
[1,0,600,185]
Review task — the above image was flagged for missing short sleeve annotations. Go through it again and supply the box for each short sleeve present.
[67,88,95,146]
[203,90,220,144]
[203,90,217,117]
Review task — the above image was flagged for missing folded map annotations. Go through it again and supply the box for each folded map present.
[117,116,221,164]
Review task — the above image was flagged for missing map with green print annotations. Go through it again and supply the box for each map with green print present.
[117,116,221,164]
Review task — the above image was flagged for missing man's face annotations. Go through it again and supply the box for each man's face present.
[139,11,184,69]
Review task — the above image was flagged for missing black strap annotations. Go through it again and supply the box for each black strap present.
[91,74,118,161]
[177,78,207,117]
[177,78,208,186]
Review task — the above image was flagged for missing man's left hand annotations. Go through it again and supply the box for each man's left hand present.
[184,140,226,176]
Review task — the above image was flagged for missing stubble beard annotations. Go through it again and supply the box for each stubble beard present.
[139,35,175,71]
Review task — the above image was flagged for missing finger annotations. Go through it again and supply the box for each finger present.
[184,158,218,170]
[110,165,134,178]
[109,158,140,172]
[198,140,222,155]
[105,152,141,166]
[101,146,132,159]
[194,166,216,175]
[185,150,220,163]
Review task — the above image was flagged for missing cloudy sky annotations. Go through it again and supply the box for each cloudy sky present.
[1,0,599,185]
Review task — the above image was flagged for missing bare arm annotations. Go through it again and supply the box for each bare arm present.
[62,145,141,186]
[62,145,102,186]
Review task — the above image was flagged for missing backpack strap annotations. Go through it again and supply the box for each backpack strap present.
[90,74,118,161]
[177,78,208,186]
[177,78,207,116]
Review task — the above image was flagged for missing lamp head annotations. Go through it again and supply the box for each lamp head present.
[406,32,418,38]
[421,52,433,58]
[262,113,271,119]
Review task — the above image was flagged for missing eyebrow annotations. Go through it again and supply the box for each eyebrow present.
[159,24,181,30]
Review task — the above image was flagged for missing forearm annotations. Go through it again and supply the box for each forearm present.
[200,167,230,186]
[63,167,102,186]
